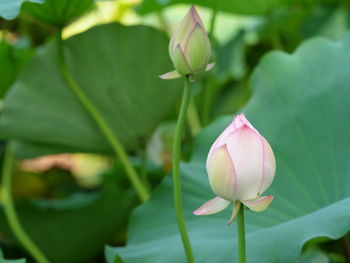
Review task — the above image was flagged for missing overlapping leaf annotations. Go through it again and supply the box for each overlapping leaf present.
[0,0,43,20]
[0,174,137,263]
[0,23,180,158]
[22,0,94,27]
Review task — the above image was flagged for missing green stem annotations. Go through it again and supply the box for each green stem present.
[201,0,219,125]
[172,76,195,263]
[186,98,202,137]
[340,236,350,262]
[201,77,216,125]
[56,31,149,203]
[1,144,50,263]
[268,13,283,50]
[237,204,246,263]
[208,0,219,42]
[139,149,150,191]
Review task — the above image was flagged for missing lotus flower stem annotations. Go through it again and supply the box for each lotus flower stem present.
[172,75,195,263]
[208,0,219,42]
[56,30,150,203]
[187,98,202,136]
[202,1,219,125]
[1,144,50,263]
[237,204,246,263]
[139,149,150,191]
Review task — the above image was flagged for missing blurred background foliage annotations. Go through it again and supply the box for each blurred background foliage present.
[0,0,349,262]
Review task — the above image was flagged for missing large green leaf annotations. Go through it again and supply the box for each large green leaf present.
[0,0,43,20]
[0,23,180,158]
[106,34,350,262]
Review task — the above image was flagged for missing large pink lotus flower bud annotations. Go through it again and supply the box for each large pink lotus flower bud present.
[160,5,214,80]
[194,114,276,224]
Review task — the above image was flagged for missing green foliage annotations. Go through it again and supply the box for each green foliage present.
[22,0,94,27]
[296,249,330,263]
[1,0,350,262]
[137,0,344,15]
[137,0,282,15]
[0,41,33,98]
[0,248,26,263]
[106,34,350,263]
[0,23,181,158]
[0,42,17,98]
[0,0,43,20]
[0,172,137,263]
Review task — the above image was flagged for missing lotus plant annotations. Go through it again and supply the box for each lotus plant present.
[159,5,214,263]
[194,114,276,263]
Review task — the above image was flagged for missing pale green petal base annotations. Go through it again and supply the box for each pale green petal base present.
[242,196,274,212]
[159,70,182,80]
[205,62,215,72]
[159,62,215,80]
[228,201,241,225]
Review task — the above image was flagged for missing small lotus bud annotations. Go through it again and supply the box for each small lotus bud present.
[160,6,214,80]
[194,114,276,224]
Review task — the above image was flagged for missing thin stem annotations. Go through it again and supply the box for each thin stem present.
[201,0,219,125]
[208,0,219,42]
[268,13,284,50]
[56,31,149,203]
[172,75,195,263]
[340,236,350,262]
[139,149,150,191]
[2,144,50,263]
[186,98,202,137]
[201,77,216,125]
[237,204,246,263]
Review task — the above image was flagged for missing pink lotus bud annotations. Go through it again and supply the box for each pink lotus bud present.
[159,5,214,80]
[194,114,276,224]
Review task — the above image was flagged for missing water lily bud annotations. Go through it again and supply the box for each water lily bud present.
[160,5,214,80]
[194,114,276,224]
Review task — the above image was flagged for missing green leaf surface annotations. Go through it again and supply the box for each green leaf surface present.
[0,41,33,99]
[0,0,42,20]
[0,23,180,158]
[136,0,344,21]
[296,249,330,263]
[106,34,350,262]
[0,42,18,98]
[216,30,247,82]
[0,174,137,263]
[137,0,281,15]
[22,0,94,27]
